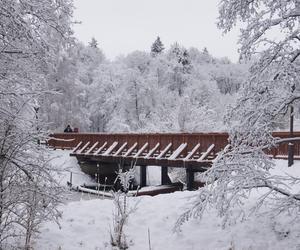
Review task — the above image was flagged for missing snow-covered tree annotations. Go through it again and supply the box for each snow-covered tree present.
[43,41,105,131]
[217,0,300,162]
[0,0,73,247]
[211,61,247,94]
[89,37,99,48]
[167,43,193,96]
[151,36,165,57]
[178,0,300,229]
[188,47,214,65]
[106,52,153,131]
[88,63,119,132]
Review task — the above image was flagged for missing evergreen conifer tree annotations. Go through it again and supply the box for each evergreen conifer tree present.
[151,36,164,56]
[171,42,181,59]
[203,47,209,55]
[89,37,98,48]
[180,49,192,74]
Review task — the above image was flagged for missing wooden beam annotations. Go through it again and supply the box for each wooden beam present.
[124,142,138,157]
[169,143,187,160]
[85,142,99,155]
[134,143,149,158]
[213,144,231,162]
[72,141,82,153]
[161,167,169,185]
[144,143,160,158]
[198,144,215,161]
[184,143,201,161]
[77,142,90,154]
[156,143,172,159]
[186,169,195,191]
[222,144,231,152]
[140,165,147,187]
[102,142,118,156]
[93,142,107,155]
[113,142,127,156]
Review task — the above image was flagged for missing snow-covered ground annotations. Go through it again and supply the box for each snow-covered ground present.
[49,150,92,187]
[34,150,300,250]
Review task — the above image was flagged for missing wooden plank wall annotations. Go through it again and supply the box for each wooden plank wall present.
[48,132,229,153]
[47,132,300,158]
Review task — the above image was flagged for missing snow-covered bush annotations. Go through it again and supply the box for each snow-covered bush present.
[110,168,138,250]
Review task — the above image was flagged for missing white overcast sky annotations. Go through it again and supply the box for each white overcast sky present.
[73,0,240,62]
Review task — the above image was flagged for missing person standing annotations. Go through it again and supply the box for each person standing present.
[64,124,73,133]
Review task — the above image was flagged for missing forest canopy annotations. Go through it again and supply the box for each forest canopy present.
[41,39,249,133]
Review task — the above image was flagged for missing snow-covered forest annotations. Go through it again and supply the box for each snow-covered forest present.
[41,37,248,132]
[2,0,300,249]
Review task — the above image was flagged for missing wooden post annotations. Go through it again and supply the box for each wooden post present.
[288,105,294,167]
[186,168,194,191]
[161,167,169,185]
[69,172,73,186]
[140,165,147,187]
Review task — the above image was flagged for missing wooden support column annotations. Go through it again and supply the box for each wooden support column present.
[140,165,147,188]
[186,169,194,191]
[288,105,294,167]
[161,167,169,185]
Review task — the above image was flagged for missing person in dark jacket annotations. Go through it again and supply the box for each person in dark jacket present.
[64,124,73,133]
